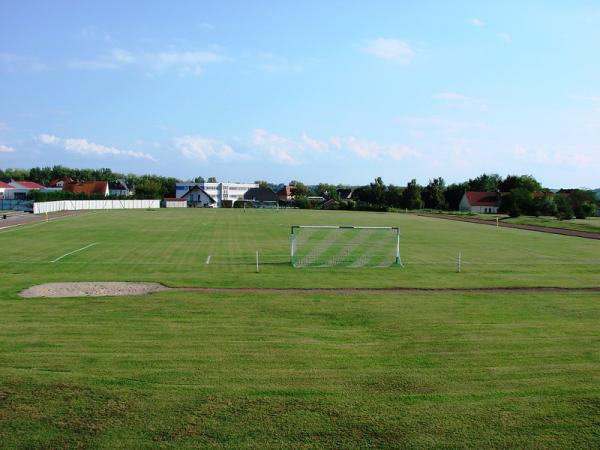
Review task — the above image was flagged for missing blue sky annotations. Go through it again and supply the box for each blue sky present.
[1,1,599,187]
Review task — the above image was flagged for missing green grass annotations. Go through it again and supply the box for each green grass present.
[504,215,600,233]
[443,211,600,234]
[1,209,600,448]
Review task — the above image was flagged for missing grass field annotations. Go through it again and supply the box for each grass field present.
[1,209,600,448]
[447,212,600,234]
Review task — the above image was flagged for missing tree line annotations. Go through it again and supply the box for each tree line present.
[289,174,598,220]
[1,166,597,219]
[0,166,179,200]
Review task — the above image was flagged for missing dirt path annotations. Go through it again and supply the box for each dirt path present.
[19,282,600,297]
[418,213,600,240]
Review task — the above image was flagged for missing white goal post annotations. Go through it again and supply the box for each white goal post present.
[290,225,403,268]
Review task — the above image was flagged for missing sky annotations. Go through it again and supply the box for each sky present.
[1,1,599,188]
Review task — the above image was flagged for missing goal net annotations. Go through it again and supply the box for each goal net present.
[290,226,403,268]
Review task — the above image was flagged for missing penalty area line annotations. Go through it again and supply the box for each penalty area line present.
[50,242,98,263]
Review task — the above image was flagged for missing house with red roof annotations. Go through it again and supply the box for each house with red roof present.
[49,176,74,188]
[2,180,45,200]
[277,185,296,202]
[459,191,504,214]
[63,181,109,197]
[0,181,15,200]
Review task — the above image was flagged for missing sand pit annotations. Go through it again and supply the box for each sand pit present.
[20,282,169,298]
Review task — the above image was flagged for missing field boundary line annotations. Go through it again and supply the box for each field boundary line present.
[50,242,98,263]
[172,286,600,294]
[0,211,98,234]
[206,255,211,265]
[418,213,600,240]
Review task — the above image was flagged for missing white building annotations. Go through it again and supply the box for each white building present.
[459,191,501,214]
[175,181,258,207]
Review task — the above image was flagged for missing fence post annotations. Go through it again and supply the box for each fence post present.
[457,251,462,273]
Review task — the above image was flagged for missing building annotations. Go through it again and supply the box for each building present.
[0,181,15,200]
[181,186,216,207]
[49,177,74,188]
[109,179,134,197]
[175,182,258,207]
[459,191,502,213]
[277,185,296,202]
[163,198,188,208]
[337,188,353,200]
[243,187,278,208]
[63,181,110,197]
[3,180,45,200]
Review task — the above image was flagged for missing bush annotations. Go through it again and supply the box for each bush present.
[509,209,521,218]
[294,196,310,209]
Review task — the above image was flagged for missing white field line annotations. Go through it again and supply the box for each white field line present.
[206,255,212,265]
[50,242,98,263]
[0,211,98,234]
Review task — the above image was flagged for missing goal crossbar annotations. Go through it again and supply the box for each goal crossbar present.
[290,225,403,267]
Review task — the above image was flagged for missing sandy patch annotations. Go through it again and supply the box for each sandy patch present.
[20,282,169,298]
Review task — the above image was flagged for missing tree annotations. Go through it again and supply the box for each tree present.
[370,177,387,210]
[207,176,217,183]
[255,180,271,189]
[194,176,205,183]
[468,173,501,192]
[289,180,308,197]
[444,182,468,211]
[500,188,534,217]
[422,177,446,209]
[401,179,424,210]
[316,183,339,200]
[500,175,542,193]
[385,184,403,208]
[555,195,574,220]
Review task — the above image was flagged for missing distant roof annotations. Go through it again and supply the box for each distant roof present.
[0,181,15,189]
[11,181,44,190]
[244,187,278,202]
[337,188,353,200]
[181,185,216,203]
[277,185,295,197]
[109,179,134,190]
[63,181,108,195]
[464,191,501,206]
[49,177,74,187]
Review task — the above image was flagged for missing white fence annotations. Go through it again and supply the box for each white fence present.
[33,199,161,214]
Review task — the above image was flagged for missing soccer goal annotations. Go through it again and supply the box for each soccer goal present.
[290,225,403,268]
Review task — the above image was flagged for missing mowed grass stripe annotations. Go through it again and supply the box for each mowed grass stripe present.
[1,290,600,447]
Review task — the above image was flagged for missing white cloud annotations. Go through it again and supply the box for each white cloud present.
[250,130,418,163]
[330,136,418,160]
[512,144,597,169]
[175,136,242,161]
[469,18,485,27]
[67,48,228,76]
[39,133,59,144]
[38,134,156,161]
[252,129,300,164]
[0,144,15,153]
[0,53,48,73]
[363,38,415,64]
[497,32,512,42]
[301,133,329,152]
